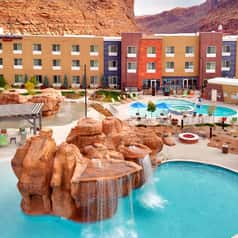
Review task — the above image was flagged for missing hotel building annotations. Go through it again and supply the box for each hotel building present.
[0,34,104,88]
[0,31,238,92]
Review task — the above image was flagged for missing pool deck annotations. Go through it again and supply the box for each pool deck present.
[1,95,238,173]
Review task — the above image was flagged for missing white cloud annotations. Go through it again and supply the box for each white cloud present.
[135,0,206,16]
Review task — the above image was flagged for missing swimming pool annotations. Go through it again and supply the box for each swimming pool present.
[129,99,237,117]
[1,160,238,238]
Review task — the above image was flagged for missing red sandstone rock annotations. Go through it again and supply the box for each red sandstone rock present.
[0,91,27,104]
[12,131,57,215]
[0,0,137,36]
[12,116,170,223]
[51,143,87,219]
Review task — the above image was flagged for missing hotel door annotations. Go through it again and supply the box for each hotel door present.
[151,80,156,96]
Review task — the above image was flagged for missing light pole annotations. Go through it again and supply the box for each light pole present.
[84,64,88,118]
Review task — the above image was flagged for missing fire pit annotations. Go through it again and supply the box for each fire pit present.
[179,133,199,144]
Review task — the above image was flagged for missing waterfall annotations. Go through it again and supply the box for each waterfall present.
[139,155,167,209]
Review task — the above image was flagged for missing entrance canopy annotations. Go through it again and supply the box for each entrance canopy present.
[0,103,43,134]
[208,77,238,86]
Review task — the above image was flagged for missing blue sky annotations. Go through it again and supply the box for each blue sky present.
[135,0,205,16]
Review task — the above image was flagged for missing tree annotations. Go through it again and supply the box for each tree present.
[63,75,68,89]
[29,76,37,86]
[147,101,156,118]
[0,75,7,88]
[24,74,28,83]
[43,76,49,88]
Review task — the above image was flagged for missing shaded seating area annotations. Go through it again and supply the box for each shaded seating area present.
[0,103,43,135]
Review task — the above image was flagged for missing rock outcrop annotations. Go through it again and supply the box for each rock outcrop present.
[0,0,137,36]
[136,0,237,34]
[12,117,166,222]
[0,88,63,117]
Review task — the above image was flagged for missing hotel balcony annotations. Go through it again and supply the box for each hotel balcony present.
[52,66,61,70]
[13,65,23,70]
[72,66,80,71]
[13,50,22,54]
[33,66,42,70]
[90,66,99,71]
[147,53,156,58]
[108,66,118,71]
[33,51,42,55]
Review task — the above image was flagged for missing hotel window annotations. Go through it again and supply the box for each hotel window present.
[127,46,136,57]
[72,76,80,84]
[52,59,60,67]
[52,44,61,54]
[90,60,99,70]
[166,46,175,56]
[72,45,80,55]
[72,60,80,69]
[222,45,231,56]
[108,60,118,71]
[222,60,231,71]
[146,62,156,73]
[206,62,216,73]
[185,46,194,56]
[0,43,2,52]
[108,45,118,56]
[14,74,24,84]
[53,75,61,84]
[33,44,42,54]
[108,75,118,88]
[147,47,156,57]
[185,62,194,72]
[35,75,43,84]
[127,62,137,73]
[33,59,42,69]
[14,58,23,69]
[90,76,99,88]
[165,62,174,72]
[13,43,22,54]
[207,46,216,57]
[90,45,99,56]
[0,58,2,68]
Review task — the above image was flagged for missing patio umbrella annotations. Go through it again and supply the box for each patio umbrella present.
[156,102,169,110]
[130,102,146,115]
[131,102,146,109]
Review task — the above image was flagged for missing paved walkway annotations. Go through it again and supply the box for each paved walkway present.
[162,138,238,172]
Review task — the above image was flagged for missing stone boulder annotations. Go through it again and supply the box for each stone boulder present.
[12,130,57,215]
[30,89,63,117]
[102,117,123,135]
[0,91,27,104]
[51,143,88,219]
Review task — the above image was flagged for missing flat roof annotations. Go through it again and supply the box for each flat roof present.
[223,35,238,42]
[208,77,238,86]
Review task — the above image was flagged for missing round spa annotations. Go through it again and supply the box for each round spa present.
[179,133,199,144]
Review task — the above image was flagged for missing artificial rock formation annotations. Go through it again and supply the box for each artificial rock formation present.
[0,91,28,104]
[30,89,63,117]
[12,117,166,222]
[0,88,63,117]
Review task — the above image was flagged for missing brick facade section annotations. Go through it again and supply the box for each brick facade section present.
[222,41,237,78]
[104,40,121,88]
[121,32,142,89]
[199,32,223,88]
[137,38,163,90]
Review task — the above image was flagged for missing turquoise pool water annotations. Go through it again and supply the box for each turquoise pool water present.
[1,160,238,238]
[130,99,237,117]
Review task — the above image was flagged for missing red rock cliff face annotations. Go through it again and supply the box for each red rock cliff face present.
[136,0,237,34]
[0,0,137,36]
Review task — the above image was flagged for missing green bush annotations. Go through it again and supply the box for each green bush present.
[25,80,35,95]
[43,76,49,88]
[147,101,156,118]
[0,75,7,88]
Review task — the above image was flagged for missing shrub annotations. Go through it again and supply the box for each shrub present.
[147,101,156,118]
[29,76,37,86]
[25,80,35,95]
[43,76,49,88]
[0,75,7,88]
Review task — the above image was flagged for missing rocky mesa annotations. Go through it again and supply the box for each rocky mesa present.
[0,0,137,36]
[136,0,238,34]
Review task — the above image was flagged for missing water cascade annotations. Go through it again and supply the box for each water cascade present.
[139,155,167,209]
